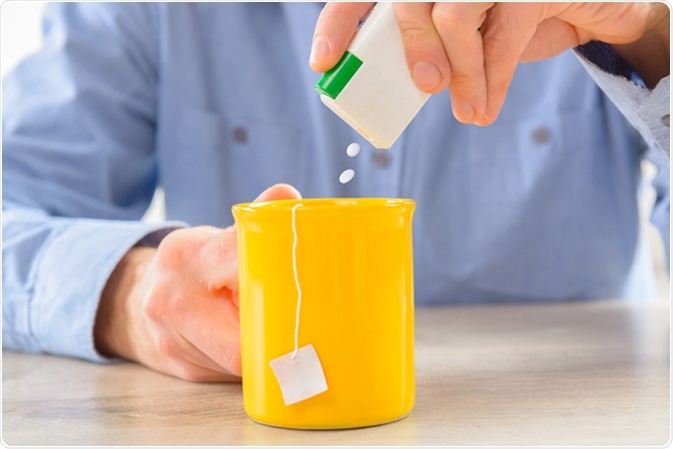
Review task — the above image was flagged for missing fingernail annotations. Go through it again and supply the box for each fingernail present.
[452,99,475,123]
[412,61,442,91]
[310,37,330,66]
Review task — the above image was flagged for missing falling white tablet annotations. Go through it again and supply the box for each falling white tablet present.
[339,169,355,184]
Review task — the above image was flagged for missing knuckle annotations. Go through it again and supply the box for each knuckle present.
[430,4,456,27]
[154,334,178,357]
[430,3,472,28]
[156,230,189,266]
[449,74,484,109]
[483,35,515,65]
[399,24,431,44]
[159,227,188,248]
[200,230,238,270]
[142,286,170,319]
[156,226,217,269]
[450,71,476,89]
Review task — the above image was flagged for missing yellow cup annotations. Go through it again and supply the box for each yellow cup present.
[232,198,416,429]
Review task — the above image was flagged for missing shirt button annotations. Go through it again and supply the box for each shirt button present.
[232,126,248,143]
[372,150,391,167]
[532,127,550,144]
[662,114,670,127]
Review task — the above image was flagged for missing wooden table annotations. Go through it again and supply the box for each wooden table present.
[2,299,669,446]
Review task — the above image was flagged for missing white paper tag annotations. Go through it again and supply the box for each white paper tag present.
[269,344,328,406]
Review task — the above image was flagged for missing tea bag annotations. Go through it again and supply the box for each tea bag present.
[269,203,328,406]
[269,344,328,406]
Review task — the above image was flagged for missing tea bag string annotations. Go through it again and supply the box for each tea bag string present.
[291,203,303,359]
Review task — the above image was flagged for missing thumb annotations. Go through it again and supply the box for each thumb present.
[209,184,301,296]
[228,183,302,307]
[253,183,302,203]
[310,2,375,72]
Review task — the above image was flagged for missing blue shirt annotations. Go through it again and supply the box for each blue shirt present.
[3,2,670,363]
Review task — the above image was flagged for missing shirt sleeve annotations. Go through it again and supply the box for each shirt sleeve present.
[574,41,670,159]
[2,3,183,362]
[2,205,183,362]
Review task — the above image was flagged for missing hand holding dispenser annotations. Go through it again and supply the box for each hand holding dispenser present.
[315,2,431,149]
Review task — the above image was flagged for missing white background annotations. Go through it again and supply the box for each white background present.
[2,1,46,78]
[1,1,668,297]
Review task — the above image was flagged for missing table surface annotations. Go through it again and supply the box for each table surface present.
[2,299,670,446]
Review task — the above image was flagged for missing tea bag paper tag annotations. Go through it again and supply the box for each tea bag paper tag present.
[269,344,328,406]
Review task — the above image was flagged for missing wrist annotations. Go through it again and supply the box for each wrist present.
[95,246,155,360]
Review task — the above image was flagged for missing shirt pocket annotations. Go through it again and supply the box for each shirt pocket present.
[163,108,308,226]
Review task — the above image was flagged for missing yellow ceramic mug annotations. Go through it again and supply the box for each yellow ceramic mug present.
[232,198,416,429]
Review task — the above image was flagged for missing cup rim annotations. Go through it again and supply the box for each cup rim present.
[232,197,415,214]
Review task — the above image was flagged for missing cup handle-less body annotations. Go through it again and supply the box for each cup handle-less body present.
[232,198,415,429]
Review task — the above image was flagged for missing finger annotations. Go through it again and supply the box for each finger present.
[430,2,493,122]
[156,328,241,381]
[519,17,580,63]
[310,2,375,72]
[394,2,451,93]
[137,309,240,381]
[476,4,545,126]
[176,341,233,376]
[154,354,238,382]
[174,330,241,381]
[154,226,239,295]
[165,350,240,382]
[197,227,239,293]
[178,184,302,293]
[174,288,243,377]
[253,183,302,203]
[198,183,303,292]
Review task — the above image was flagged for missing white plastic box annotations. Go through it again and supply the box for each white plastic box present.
[315,2,431,149]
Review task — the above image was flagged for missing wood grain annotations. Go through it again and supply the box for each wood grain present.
[2,299,669,446]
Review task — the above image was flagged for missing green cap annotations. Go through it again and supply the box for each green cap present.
[315,51,363,100]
